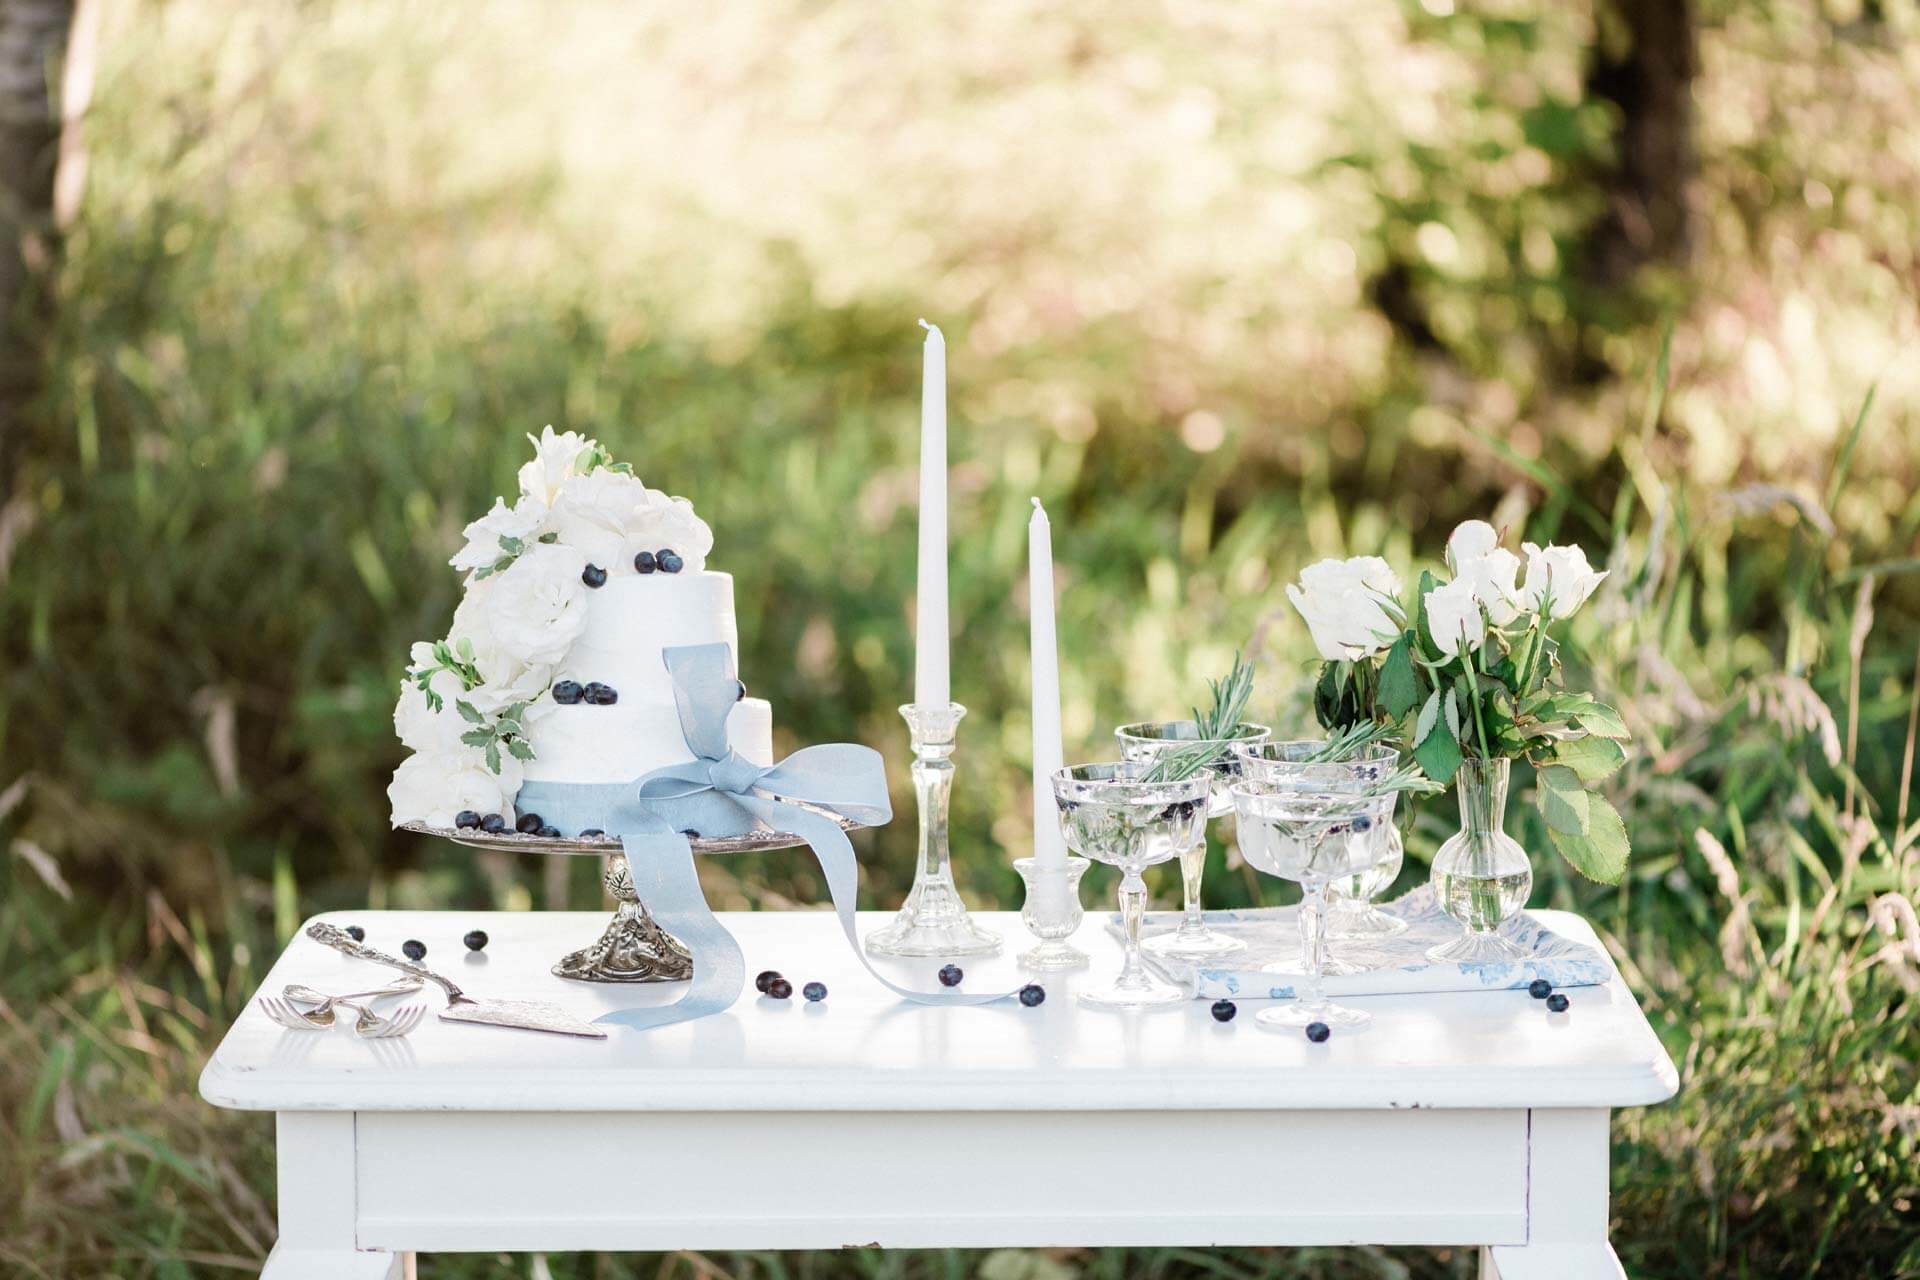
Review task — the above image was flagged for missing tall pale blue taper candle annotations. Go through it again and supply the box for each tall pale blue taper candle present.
[914,320,950,708]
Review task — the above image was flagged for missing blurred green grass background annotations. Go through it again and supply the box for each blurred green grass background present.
[2,0,1918,1276]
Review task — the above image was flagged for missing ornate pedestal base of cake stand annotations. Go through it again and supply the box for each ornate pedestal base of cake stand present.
[550,855,695,982]
[402,821,844,983]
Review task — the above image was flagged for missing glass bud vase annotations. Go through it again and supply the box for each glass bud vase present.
[1425,758,1532,964]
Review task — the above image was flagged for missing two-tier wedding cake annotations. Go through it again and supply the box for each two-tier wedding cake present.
[387,427,773,831]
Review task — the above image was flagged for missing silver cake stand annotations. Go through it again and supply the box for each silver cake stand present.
[400,820,855,984]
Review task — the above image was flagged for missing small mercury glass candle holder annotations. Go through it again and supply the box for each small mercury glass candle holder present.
[865,702,1003,958]
[1012,855,1091,970]
[1114,720,1270,962]
[1053,762,1211,1009]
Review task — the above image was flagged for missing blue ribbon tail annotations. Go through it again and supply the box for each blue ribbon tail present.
[592,833,745,1030]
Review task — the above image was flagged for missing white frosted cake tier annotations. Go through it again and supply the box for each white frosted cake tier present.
[557,571,740,697]
[521,696,773,784]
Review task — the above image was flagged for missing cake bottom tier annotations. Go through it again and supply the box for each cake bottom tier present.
[520,697,773,786]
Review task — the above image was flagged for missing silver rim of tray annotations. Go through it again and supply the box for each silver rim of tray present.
[397,820,851,856]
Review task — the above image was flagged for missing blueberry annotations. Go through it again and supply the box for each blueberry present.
[516,813,544,834]
[579,828,606,839]
[581,563,607,588]
[768,978,793,1000]
[464,930,488,952]
[937,964,963,987]
[755,970,781,994]
[538,824,562,839]
[657,549,684,574]
[633,550,657,574]
[803,981,828,1002]
[1305,1021,1331,1043]
[1528,978,1553,999]
[551,680,584,705]
[1546,993,1570,1013]
[680,828,701,840]
[1352,814,1372,833]
[737,680,748,702]
[583,682,618,706]
[402,939,427,961]
[345,925,366,942]
[1211,999,1237,1023]
[1019,983,1046,1007]
[454,810,482,829]
[480,814,508,833]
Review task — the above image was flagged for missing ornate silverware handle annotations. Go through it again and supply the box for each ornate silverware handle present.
[305,923,465,1002]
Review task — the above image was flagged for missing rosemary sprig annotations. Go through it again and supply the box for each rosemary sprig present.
[1142,652,1256,784]
[1306,719,1392,763]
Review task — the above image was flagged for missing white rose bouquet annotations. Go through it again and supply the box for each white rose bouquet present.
[1285,519,1631,882]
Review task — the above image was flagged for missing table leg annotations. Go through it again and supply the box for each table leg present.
[1480,1109,1626,1280]
[261,1112,409,1280]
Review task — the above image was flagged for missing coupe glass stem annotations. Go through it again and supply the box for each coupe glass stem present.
[1175,844,1206,938]
[1298,878,1331,1013]
[1115,869,1152,992]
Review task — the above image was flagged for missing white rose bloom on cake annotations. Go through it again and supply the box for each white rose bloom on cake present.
[518,425,598,505]
[450,494,550,573]
[480,541,591,666]
[548,470,651,569]
[387,749,523,828]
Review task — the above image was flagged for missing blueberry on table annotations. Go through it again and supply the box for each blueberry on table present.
[679,829,701,840]
[402,940,427,961]
[479,814,508,834]
[516,813,545,834]
[454,810,482,830]
[755,970,781,994]
[464,930,489,952]
[581,563,607,588]
[583,682,618,705]
[768,978,794,1000]
[657,549,684,574]
[803,981,828,1002]
[1210,999,1237,1023]
[1305,1021,1331,1043]
[551,680,584,705]
[633,550,657,574]
[1019,983,1046,1008]
[1528,978,1553,999]
[579,828,606,839]
[937,964,964,987]
[345,925,366,942]
[538,825,562,839]
[1546,993,1571,1013]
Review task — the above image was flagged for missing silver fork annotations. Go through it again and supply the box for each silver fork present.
[257,994,425,1038]
[282,977,424,1027]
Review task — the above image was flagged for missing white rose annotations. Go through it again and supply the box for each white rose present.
[517,425,599,505]
[1457,545,1524,626]
[387,749,523,828]
[478,541,591,666]
[450,495,550,573]
[549,470,652,568]
[618,494,714,573]
[1425,576,1488,657]
[1520,542,1608,619]
[1445,519,1500,573]
[1285,555,1405,662]
[393,671,468,753]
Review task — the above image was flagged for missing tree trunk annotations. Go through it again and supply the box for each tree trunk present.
[1582,0,1698,287]
[0,0,76,499]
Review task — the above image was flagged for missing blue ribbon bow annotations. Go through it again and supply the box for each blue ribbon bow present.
[515,643,1009,1030]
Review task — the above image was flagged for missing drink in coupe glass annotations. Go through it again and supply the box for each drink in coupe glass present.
[1229,778,1390,1030]
[1114,720,1270,961]
[1052,763,1212,1009]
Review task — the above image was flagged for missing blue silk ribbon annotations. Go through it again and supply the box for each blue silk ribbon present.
[515,643,1013,1030]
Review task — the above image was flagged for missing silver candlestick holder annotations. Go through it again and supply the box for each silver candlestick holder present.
[865,701,1002,957]
[1013,854,1091,970]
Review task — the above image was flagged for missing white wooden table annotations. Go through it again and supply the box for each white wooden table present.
[200,908,1677,1280]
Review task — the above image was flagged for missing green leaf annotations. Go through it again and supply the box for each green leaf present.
[1443,687,1462,745]
[1535,765,1591,836]
[538,531,558,543]
[1547,735,1627,782]
[499,535,524,555]
[1414,688,1441,747]
[461,728,492,748]
[506,738,536,761]
[456,637,475,661]
[1413,713,1463,784]
[1413,569,1440,656]
[484,740,502,774]
[456,700,486,724]
[1545,792,1630,883]
[1378,634,1421,720]
[1574,702,1630,740]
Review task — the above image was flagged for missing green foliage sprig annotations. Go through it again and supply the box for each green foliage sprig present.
[456,699,536,774]
[470,529,559,582]
[1142,652,1256,784]
[407,638,483,711]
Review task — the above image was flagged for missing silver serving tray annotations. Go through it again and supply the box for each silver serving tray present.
[398,817,854,857]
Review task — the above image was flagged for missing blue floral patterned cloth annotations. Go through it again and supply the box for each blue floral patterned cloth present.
[1113,884,1611,1000]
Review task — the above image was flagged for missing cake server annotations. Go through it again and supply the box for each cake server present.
[304,923,609,1039]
